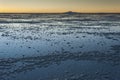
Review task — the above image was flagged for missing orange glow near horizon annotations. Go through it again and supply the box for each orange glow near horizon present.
[0,0,120,13]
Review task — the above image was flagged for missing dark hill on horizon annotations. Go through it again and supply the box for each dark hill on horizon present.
[64,11,80,14]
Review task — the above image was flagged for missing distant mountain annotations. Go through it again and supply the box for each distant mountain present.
[64,11,79,14]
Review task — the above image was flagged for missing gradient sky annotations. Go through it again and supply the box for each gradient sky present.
[0,0,120,13]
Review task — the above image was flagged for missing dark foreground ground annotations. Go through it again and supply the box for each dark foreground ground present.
[0,13,120,80]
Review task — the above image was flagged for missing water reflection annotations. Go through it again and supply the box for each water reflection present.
[0,13,120,80]
[0,51,120,80]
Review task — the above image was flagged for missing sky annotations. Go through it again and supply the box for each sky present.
[0,0,120,13]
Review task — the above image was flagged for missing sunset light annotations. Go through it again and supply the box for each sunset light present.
[0,0,120,13]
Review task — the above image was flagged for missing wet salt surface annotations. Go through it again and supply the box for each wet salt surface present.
[0,13,120,80]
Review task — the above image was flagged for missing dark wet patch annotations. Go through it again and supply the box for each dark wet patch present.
[0,51,120,79]
[111,45,120,52]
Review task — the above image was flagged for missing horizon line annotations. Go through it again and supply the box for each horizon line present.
[0,11,120,14]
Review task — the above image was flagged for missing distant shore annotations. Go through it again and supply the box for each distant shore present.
[0,12,120,14]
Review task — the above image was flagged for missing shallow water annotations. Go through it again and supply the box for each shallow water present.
[0,13,120,80]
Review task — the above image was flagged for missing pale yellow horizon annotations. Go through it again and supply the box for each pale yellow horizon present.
[0,0,120,13]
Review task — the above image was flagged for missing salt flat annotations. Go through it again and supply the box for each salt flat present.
[0,13,120,80]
